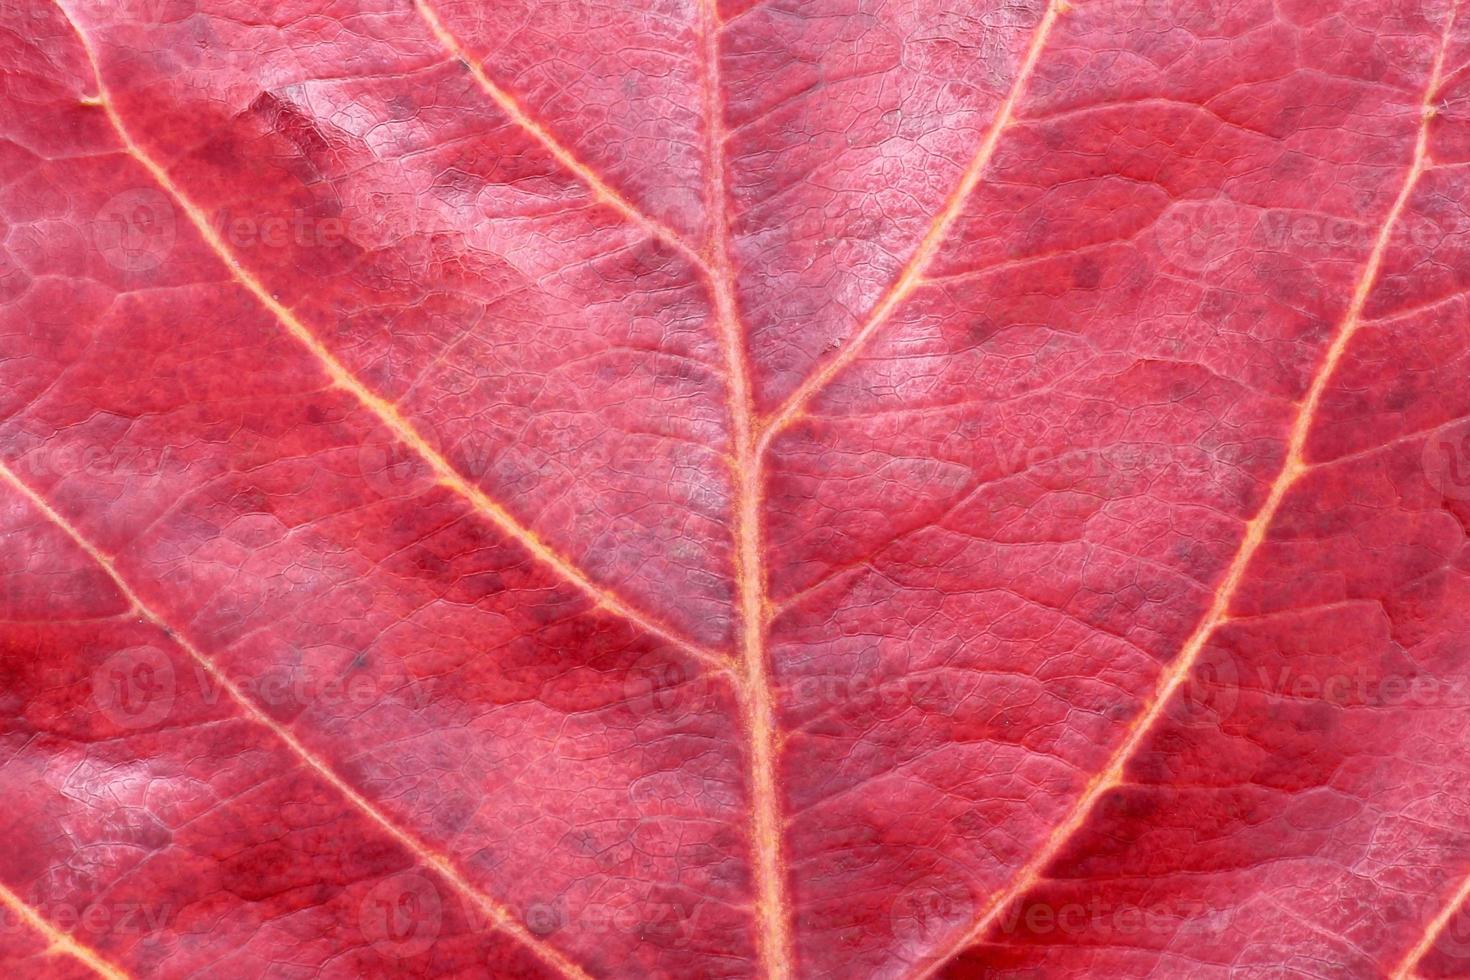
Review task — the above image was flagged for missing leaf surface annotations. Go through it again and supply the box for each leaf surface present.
[4,0,1470,977]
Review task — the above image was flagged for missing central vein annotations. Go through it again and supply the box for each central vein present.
[696,1,793,975]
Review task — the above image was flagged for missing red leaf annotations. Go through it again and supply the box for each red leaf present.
[3,0,1470,977]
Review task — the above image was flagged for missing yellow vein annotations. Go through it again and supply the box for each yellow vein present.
[1393,867,1470,979]
[1394,178,1470,951]
[0,460,592,980]
[0,882,128,980]
[758,0,1068,448]
[916,5,1457,973]
[52,1,731,678]
[696,0,792,974]
[413,0,710,273]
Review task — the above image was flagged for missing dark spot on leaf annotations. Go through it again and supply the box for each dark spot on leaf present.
[1071,256,1102,289]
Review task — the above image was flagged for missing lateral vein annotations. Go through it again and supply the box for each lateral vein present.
[0,881,130,980]
[0,460,591,980]
[413,0,711,274]
[53,0,731,678]
[759,0,1067,447]
[1395,868,1470,978]
[916,4,1458,973]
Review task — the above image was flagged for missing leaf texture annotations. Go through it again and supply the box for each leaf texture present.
[4,0,1470,977]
